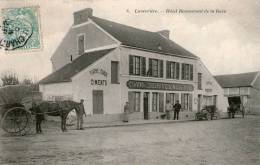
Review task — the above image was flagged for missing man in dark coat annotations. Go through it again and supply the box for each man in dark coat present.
[77,99,86,130]
[33,102,44,133]
[174,100,181,120]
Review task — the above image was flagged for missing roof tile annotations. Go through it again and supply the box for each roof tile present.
[91,16,198,59]
[214,72,259,88]
[39,48,114,84]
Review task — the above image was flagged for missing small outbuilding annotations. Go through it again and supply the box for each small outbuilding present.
[215,71,260,115]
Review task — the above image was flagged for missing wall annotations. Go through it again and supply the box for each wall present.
[119,46,197,115]
[72,48,121,115]
[250,73,260,114]
[39,82,73,100]
[249,87,260,114]
[51,21,118,71]
[196,61,229,112]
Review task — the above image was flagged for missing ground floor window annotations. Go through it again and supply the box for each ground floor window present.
[181,93,193,111]
[203,95,217,106]
[158,93,164,112]
[152,92,159,112]
[166,93,180,105]
[128,91,141,112]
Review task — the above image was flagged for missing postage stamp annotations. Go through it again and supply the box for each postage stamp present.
[0,6,41,51]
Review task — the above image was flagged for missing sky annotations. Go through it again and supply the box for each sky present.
[0,0,259,81]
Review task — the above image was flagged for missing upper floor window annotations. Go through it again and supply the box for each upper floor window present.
[198,73,202,90]
[129,55,146,76]
[148,58,163,78]
[111,61,119,84]
[181,63,193,81]
[166,61,180,79]
[78,34,85,55]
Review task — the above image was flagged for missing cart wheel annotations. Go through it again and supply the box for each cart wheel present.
[1,107,33,136]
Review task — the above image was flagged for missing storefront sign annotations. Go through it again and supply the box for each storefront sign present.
[126,80,194,91]
[89,68,108,77]
[91,79,107,86]
[205,89,212,93]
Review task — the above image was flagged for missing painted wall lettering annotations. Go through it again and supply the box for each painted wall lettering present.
[126,80,194,91]
[91,79,107,86]
[89,68,108,77]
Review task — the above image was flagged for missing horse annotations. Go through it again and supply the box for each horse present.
[31,100,85,132]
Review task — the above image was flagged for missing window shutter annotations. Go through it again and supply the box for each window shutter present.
[181,64,185,80]
[181,93,185,110]
[148,59,152,76]
[159,93,164,112]
[141,57,146,76]
[176,63,180,79]
[128,92,135,113]
[129,55,133,75]
[189,94,193,111]
[190,65,193,80]
[166,61,170,78]
[160,60,164,78]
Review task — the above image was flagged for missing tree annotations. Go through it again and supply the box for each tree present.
[1,72,19,86]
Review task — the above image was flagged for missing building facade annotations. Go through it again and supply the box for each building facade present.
[215,72,260,115]
[39,8,228,122]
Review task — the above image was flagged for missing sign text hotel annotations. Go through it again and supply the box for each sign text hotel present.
[127,80,194,91]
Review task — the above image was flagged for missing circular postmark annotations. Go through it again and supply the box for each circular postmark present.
[0,18,33,50]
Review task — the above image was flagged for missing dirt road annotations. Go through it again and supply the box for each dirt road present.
[0,116,259,165]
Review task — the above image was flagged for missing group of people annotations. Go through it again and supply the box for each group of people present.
[123,100,182,122]
[165,100,182,120]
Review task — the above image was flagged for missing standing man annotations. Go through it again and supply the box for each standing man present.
[33,102,44,134]
[123,102,130,122]
[165,100,172,120]
[174,100,181,120]
[77,99,86,130]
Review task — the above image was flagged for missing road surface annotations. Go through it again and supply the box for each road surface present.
[0,115,259,165]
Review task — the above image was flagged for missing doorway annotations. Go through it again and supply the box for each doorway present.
[197,94,202,111]
[143,92,149,120]
[93,90,104,114]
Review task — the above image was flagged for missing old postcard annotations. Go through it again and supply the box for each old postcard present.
[0,0,259,165]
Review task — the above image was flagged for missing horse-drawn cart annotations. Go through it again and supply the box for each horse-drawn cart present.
[195,105,220,120]
[0,103,33,135]
[0,85,39,135]
[227,97,245,118]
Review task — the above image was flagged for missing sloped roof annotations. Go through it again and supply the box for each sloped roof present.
[39,48,114,84]
[214,71,259,88]
[91,16,198,59]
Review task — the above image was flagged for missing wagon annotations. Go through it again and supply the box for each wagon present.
[227,97,245,118]
[195,105,220,120]
[0,85,41,135]
[0,103,33,135]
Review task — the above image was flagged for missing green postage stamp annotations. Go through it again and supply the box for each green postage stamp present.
[0,6,41,51]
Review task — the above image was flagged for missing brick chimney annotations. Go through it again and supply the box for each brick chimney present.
[157,30,170,39]
[73,8,93,25]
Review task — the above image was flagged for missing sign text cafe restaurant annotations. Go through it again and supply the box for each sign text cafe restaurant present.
[126,79,194,120]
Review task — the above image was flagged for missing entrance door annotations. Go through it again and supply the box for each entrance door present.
[197,94,202,111]
[93,90,104,114]
[143,92,149,120]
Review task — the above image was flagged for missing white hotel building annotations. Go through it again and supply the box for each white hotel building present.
[39,8,228,122]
